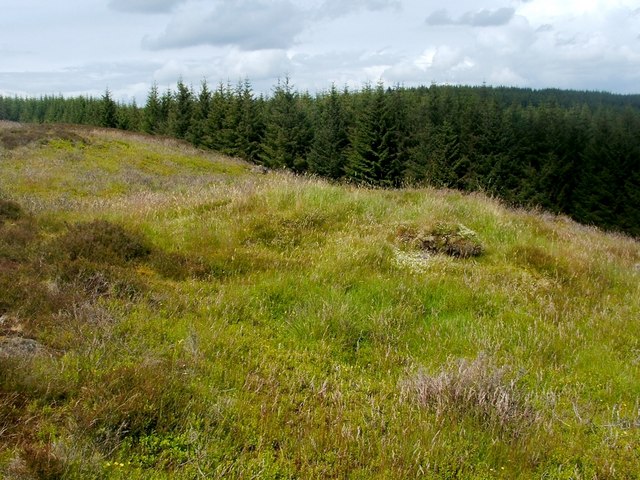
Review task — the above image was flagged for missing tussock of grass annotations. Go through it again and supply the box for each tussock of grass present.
[402,353,539,436]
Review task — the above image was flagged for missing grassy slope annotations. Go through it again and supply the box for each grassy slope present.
[1,123,639,479]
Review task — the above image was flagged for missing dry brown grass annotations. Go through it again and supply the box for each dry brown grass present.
[402,353,539,436]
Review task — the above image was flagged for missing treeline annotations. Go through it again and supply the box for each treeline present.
[1,80,640,236]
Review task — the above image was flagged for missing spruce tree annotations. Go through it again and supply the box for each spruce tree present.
[157,88,173,135]
[345,82,387,185]
[260,77,312,171]
[100,88,118,128]
[378,85,410,186]
[169,79,194,140]
[429,120,461,187]
[143,83,162,134]
[308,84,350,179]
[218,81,241,156]
[233,79,263,162]
[0,97,7,120]
[206,82,231,152]
[188,79,212,147]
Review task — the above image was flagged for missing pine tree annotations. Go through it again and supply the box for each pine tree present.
[218,81,241,156]
[206,82,231,152]
[378,85,410,186]
[157,88,173,135]
[117,101,140,131]
[0,96,7,120]
[429,120,462,187]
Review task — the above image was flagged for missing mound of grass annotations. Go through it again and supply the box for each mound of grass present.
[0,123,86,151]
[0,124,248,210]
[149,251,211,281]
[56,220,151,265]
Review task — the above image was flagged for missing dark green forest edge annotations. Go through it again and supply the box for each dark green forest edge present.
[1,80,639,236]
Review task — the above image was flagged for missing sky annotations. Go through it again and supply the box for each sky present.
[1,0,639,103]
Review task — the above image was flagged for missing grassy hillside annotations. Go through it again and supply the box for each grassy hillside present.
[1,122,639,479]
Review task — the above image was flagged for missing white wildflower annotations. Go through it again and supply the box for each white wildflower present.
[393,248,431,273]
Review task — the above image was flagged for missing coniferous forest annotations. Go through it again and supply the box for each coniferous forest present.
[1,79,639,236]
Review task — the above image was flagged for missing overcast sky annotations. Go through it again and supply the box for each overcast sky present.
[1,0,639,102]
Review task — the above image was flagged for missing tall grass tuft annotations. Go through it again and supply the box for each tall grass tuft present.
[403,353,539,436]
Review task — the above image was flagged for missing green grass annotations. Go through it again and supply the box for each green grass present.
[1,123,639,478]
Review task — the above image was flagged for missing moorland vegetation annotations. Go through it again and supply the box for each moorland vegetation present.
[0,123,639,478]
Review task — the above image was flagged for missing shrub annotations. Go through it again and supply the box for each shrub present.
[56,258,147,301]
[0,221,37,254]
[0,274,70,320]
[56,220,151,266]
[150,251,211,281]
[0,200,23,223]
[20,443,66,480]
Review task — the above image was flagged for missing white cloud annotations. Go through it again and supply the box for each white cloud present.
[0,60,161,101]
[317,0,401,19]
[220,49,293,80]
[431,45,464,70]
[108,0,187,14]
[426,7,515,27]
[487,66,526,86]
[414,48,436,70]
[1,0,640,101]
[517,0,639,22]
[143,0,306,50]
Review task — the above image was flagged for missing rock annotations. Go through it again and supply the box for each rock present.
[396,223,484,259]
[0,336,44,358]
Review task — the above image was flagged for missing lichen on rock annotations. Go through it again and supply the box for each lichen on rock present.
[396,222,484,259]
[0,336,44,358]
